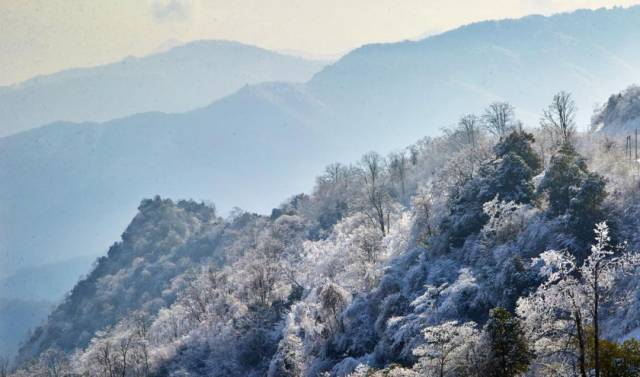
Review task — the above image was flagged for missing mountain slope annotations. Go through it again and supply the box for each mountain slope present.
[0,298,52,358]
[0,40,326,137]
[4,7,640,359]
[0,82,332,277]
[0,255,96,301]
[0,256,97,357]
[0,82,336,358]
[5,5,640,272]
[15,102,640,376]
[14,197,242,363]
[307,6,640,150]
[592,85,640,134]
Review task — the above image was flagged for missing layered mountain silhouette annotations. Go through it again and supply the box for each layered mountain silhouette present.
[0,40,327,138]
[3,5,640,304]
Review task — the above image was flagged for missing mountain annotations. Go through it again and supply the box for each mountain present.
[304,6,640,151]
[15,197,236,363]
[13,98,640,376]
[0,254,95,357]
[0,255,96,301]
[592,85,640,134]
[4,6,640,268]
[0,82,333,278]
[0,40,327,137]
[0,298,52,358]
[4,6,640,359]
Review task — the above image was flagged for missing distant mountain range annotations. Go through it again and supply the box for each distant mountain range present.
[303,6,640,150]
[0,40,327,138]
[0,81,332,277]
[0,40,326,357]
[4,6,640,275]
[0,256,92,358]
[2,6,640,357]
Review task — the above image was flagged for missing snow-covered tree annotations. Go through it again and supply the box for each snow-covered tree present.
[482,197,538,245]
[267,332,305,377]
[517,222,640,377]
[482,102,518,137]
[443,130,540,246]
[413,321,480,377]
[540,91,576,147]
[539,142,607,244]
[359,152,394,235]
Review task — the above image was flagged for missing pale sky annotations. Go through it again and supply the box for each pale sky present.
[1,0,639,86]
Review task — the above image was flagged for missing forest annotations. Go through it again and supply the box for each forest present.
[5,86,640,377]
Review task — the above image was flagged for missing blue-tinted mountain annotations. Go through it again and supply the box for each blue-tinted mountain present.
[0,40,326,137]
[4,7,640,359]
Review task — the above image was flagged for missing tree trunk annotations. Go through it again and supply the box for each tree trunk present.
[594,280,600,377]
[574,310,588,377]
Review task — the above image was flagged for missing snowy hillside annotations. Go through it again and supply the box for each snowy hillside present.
[10,88,640,377]
[592,85,640,135]
[5,6,640,374]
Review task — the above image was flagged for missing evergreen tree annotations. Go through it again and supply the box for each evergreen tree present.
[489,152,536,204]
[493,130,542,175]
[538,143,587,216]
[568,173,607,243]
[483,307,532,377]
[539,143,607,243]
[444,131,541,246]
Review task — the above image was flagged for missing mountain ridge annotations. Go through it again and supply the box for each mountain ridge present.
[5,5,640,275]
[0,39,326,137]
[4,6,640,361]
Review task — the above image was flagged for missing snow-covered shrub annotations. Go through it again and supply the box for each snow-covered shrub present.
[482,196,538,245]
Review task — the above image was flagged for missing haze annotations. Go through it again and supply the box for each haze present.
[1,0,639,86]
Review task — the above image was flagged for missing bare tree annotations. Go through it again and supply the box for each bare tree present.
[322,163,344,186]
[409,146,419,165]
[482,102,516,137]
[116,331,135,377]
[182,270,210,323]
[359,152,391,235]
[96,338,116,377]
[412,185,436,242]
[132,313,151,377]
[444,114,483,151]
[541,91,576,146]
[248,263,276,307]
[458,114,481,148]
[40,349,71,377]
[389,151,408,198]
[246,238,282,308]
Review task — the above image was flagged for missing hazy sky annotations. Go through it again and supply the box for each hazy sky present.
[1,0,639,86]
